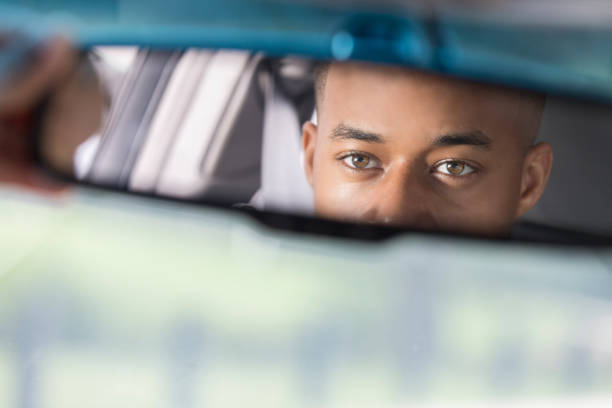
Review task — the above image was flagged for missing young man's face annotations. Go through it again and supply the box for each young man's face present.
[302,62,553,236]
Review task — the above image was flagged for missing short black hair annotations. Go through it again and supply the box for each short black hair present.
[314,61,330,109]
[312,61,545,147]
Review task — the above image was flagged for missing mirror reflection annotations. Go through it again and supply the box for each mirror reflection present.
[39,47,612,239]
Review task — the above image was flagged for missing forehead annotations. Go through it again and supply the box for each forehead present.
[319,62,541,143]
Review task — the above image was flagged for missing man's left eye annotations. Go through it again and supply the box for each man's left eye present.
[434,160,475,176]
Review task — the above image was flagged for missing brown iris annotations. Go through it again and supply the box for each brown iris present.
[446,161,465,175]
[351,154,370,168]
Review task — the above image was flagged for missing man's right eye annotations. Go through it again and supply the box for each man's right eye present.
[340,153,380,170]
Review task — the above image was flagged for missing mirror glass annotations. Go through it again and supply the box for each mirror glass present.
[38,46,612,240]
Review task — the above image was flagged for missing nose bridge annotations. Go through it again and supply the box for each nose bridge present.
[367,161,434,227]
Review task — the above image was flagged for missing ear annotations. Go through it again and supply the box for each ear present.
[302,121,318,186]
[516,142,553,218]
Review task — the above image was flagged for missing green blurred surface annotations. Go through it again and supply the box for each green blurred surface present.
[1,187,611,406]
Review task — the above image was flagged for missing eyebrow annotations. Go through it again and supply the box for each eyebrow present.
[330,124,384,143]
[330,124,492,149]
[433,130,492,150]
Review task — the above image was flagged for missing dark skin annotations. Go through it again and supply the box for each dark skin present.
[0,36,103,190]
[0,36,74,192]
[303,62,553,236]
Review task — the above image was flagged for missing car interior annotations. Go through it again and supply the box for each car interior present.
[47,46,612,243]
[3,3,612,407]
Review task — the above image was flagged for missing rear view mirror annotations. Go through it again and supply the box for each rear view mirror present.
[36,46,612,242]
